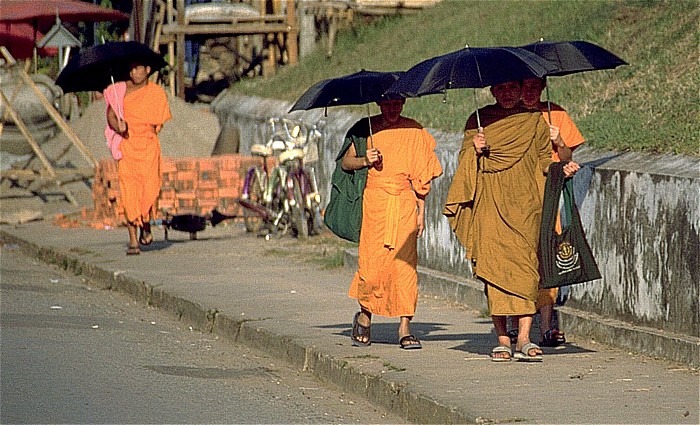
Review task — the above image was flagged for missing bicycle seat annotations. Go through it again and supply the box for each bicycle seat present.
[251,143,273,157]
[278,148,305,164]
[270,139,287,152]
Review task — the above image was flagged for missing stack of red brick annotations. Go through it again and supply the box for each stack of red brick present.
[92,154,272,228]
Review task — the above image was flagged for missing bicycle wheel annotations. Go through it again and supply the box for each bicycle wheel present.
[243,168,264,233]
[310,202,324,236]
[289,174,309,239]
[266,167,291,238]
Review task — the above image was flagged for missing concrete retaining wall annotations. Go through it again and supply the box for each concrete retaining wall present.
[211,93,700,356]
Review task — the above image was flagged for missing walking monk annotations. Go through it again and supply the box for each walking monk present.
[516,77,587,347]
[105,60,171,255]
[342,97,442,349]
[443,80,579,362]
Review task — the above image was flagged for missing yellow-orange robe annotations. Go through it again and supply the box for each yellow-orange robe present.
[443,106,551,316]
[348,117,443,317]
[118,82,171,225]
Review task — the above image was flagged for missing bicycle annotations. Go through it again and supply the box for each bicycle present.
[238,118,323,239]
[273,118,324,239]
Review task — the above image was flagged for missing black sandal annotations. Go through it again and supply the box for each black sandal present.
[540,329,566,347]
[351,312,371,347]
[139,222,153,246]
[399,334,422,350]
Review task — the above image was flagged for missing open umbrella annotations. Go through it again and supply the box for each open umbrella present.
[289,69,404,113]
[521,40,627,77]
[386,46,559,127]
[520,39,628,119]
[55,41,167,93]
[289,69,404,147]
[0,0,129,33]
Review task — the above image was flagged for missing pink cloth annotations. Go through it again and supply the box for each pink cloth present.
[103,82,126,160]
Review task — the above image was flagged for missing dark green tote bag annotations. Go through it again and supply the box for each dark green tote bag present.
[538,161,601,288]
[323,121,369,243]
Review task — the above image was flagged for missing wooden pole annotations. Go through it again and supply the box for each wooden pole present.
[176,0,186,98]
[16,69,98,167]
[286,0,298,65]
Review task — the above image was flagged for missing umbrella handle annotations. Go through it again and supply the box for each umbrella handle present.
[472,89,481,129]
[366,103,374,149]
[546,84,552,123]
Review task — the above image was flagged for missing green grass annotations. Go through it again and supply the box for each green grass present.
[234,0,699,156]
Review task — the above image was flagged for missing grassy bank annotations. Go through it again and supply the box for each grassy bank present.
[234,0,698,156]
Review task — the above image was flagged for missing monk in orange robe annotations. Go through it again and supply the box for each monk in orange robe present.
[106,61,171,255]
[443,80,580,362]
[343,97,442,349]
[518,77,586,347]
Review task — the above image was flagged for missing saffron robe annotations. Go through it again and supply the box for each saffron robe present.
[538,103,586,161]
[117,82,171,225]
[348,117,442,317]
[443,106,551,315]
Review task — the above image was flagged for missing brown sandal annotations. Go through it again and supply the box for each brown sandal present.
[126,245,141,255]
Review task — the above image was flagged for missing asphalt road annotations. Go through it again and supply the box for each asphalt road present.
[0,244,403,424]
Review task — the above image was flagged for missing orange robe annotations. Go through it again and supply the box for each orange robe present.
[117,82,171,225]
[540,103,585,161]
[348,117,442,317]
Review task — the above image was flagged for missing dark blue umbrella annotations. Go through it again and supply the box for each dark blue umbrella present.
[521,40,628,77]
[290,69,404,147]
[289,69,404,113]
[56,41,167,93]
[520,39,628,120]
[386,46,558,127]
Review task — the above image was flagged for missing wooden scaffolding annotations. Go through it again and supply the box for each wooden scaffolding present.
[155,0,298,99]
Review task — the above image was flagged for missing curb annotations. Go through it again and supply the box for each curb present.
[0,230,474,424]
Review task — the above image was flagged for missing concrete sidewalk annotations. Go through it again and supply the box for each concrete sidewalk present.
[1,221,697,424]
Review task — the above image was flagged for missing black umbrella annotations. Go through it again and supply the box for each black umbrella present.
[56,41,167,93]
[289,69,404,147]
[521,40,628,77]
[386,46,559,127]
[520,39,628,120]
[289,69,404,112]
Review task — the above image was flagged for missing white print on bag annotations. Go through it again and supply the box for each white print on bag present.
[556,241,581,275]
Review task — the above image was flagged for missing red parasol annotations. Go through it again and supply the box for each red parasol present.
[0,0,130,59]
[0,0,130,33]
[0,22,56,60]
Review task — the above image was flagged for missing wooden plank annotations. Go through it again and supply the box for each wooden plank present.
[162,22,291,35]
[186,14,288,24]
[2,167,95,180]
